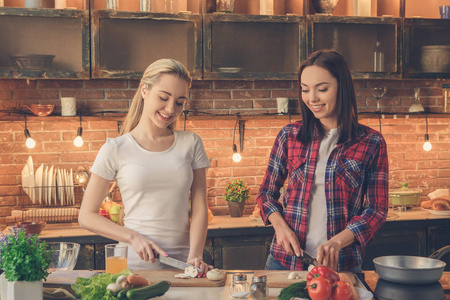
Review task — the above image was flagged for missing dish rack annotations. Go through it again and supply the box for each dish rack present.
[15,185,83,223]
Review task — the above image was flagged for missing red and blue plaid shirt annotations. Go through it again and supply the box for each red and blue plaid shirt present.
[257,121,389,271]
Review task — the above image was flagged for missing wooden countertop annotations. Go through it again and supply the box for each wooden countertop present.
[38,208,450,239]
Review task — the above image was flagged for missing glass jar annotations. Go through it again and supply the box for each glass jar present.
[250,275,269,299]
[229,273,249,299]
[217,0,234,13]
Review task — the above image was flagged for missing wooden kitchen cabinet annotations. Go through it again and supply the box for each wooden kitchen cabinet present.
[203,13,305,80]
[91,10,203,79]
[402,18,450,79]
[307,15,402,79]
[0,7,90,79]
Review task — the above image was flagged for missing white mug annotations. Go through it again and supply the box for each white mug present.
[276,97,289,114]
[61,97,77,116]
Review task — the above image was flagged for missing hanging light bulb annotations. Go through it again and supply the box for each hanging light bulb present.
[232,144,242,162]
[24,128,36,149]
[423,115,432,151]
[23,114,35,149]
[74,110,83,147]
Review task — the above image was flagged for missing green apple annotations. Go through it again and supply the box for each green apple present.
[109,204,121,223]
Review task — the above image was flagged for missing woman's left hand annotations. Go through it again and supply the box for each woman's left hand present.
[316,239,341,271]
[187,257,211,278]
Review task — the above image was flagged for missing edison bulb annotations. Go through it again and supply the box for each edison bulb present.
[232,152,242,162]
[423,141,432,151]
[74,136,84,147]
[25,137,36,149]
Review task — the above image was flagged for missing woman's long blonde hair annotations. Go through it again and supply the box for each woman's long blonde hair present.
[120,58,192,135]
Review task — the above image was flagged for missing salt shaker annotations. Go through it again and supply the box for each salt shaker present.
[229,273,249,299]
[250,275,269,299]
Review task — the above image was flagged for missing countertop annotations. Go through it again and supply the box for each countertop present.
[38,207,450,240]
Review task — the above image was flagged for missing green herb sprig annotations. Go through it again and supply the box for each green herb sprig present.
[0,227,52,282]
[224,178,250,203]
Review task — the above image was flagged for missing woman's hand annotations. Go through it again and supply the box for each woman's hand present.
[187,257,211,278]
[129,233,167,263]
[269,212,302,257]
[316,240,341,270]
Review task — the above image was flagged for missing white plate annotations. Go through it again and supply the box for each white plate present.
[428,209,450,216]
[69,169,74,205]
[35,163,44,205]
[48,165,54,206]
[21,164,30,199]
[42,165,48,205]
[64,169,70,206]
[57,169,64,206]
[26,156,35,203]
[52,167,57,205]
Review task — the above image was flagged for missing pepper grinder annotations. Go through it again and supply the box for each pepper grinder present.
[250,275,269,299]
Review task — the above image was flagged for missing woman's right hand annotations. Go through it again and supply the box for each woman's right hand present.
[130,233,167,263]
[269,212,302,257]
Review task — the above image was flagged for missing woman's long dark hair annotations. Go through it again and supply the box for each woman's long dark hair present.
[297,50,359,145]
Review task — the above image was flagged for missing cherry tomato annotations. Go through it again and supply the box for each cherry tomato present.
[331,281,353,300]
[307,277,332,300]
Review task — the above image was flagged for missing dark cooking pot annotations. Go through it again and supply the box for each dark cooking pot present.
[373,246,450,285]
[374,279,445,300]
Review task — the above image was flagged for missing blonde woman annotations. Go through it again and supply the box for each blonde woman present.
[79,59,211,274]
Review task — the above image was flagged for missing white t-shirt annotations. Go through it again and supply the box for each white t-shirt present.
[90,131,210,270]
[305,128,339,258]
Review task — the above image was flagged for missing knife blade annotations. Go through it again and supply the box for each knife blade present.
[159,256,202,272]
[297,250,321,267]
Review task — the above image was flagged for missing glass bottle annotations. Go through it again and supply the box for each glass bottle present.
[217,0,234,13]
[229,273,249,299]
[373,41,384,72]
[250,275,269,299]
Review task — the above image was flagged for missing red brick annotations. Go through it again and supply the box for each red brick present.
[61,89,105,100]
[61,152,97,162]
[0,79,36,90]
[233,90,270,99]
[0,185,21,196]
[214,80,253,90]
[0,132,13,143]
[38,80,83,89]
[215,100,253,109]
[195,129,231,139]
[14,90,59,100]
[187,99,214,110]
[89,121,119,130]
[254,80,293,89]
[44,142,89,152]
[0,176,16,185]
[0,196,16,205]
[191,90,231,100]
[191,80,213,90]
[271,90,299,98]
[0,91,11,100]
[106,90,136,99]
[62,130,107,142]
[85,100,129,110]
[84,80,128,89]
[254,99,276,109]
[401,80,440,88]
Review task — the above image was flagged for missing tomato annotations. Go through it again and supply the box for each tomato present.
[98,209,110,219]
[307,277,332,300]
[307,266,340,285]
[331,281,353,300]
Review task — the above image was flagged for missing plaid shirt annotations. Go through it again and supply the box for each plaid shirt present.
[257,121,389,271]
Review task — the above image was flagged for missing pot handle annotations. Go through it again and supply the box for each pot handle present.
[429,245,450,260]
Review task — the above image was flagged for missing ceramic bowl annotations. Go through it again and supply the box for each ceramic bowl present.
[46,242,80,271]
[16,220,46,235]
[26,104,55,117]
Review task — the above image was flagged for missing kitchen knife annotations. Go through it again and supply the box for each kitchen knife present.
[159,255,202,272]
[297,250,321,267]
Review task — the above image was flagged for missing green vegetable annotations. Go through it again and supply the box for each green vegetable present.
[126,281,171,300]
[71,269,132,300]
[0,227,52,281]
[277,281,311,300]
[116,288,130,300]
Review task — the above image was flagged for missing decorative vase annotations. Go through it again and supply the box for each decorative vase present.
[311,0,338,14]
[0,273,43,300]
[228,201,245,217]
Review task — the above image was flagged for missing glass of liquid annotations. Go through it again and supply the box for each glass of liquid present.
[105,244,128,274]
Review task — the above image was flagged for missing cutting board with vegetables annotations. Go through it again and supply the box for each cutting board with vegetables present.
[133,269,227,287]
[253,270,357,288]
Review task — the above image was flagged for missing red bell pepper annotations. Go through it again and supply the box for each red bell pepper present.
[306,266,340,285]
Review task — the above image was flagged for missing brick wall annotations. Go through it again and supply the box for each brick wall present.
[0,78,449,225]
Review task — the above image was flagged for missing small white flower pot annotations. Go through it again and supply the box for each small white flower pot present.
[0,273,43,300]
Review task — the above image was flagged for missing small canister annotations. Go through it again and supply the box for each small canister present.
[250,275,269,299]
[229,273,249,299]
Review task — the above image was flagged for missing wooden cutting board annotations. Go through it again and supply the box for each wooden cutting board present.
[133,269,227,287]
[253,270,358,288]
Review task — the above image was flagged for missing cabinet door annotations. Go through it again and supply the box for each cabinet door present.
[213,235,272,270]
[307,15,402,79]
[362,227,427,270]
[203,14,305,80]
[403,18,450,79]
[91,10,202,79]
[428,226,450,271]
[0,7,90,79]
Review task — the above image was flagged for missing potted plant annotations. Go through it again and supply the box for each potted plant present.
[224,178,250,217]
[0,226,52,300]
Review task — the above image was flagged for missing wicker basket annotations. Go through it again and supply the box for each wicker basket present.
[10,54,55,70]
